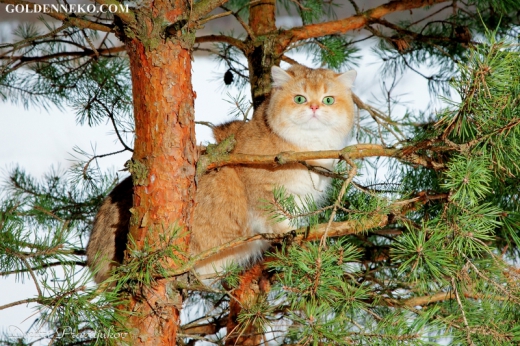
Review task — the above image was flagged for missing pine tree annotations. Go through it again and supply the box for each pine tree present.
[1,0,520,345]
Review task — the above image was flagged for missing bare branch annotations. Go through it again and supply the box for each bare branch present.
[0,46,126,68]
[195,35,246,51]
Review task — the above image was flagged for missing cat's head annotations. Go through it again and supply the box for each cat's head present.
[267,65,356,150]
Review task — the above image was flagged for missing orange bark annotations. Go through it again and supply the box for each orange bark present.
[226,262,271,346]
[249,0,276,35]
[122,10,197,345]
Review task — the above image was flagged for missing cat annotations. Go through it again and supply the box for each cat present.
[86,64,357,283]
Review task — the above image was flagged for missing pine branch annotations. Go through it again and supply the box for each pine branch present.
[0,23,71,51]
[277,0,451,48]
[0,261,87,276]
[0,0,114,32]
[1,46,126,67]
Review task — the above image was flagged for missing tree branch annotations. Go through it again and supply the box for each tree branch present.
[164,212,390,278]
[188,0,230,22]
[0,0,114,32]
[201,144,442,171]
[181,315,228,335]
[195,35,246,51]
[294,212,389,242]
[276,0,450,48]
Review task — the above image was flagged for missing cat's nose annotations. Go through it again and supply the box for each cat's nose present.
[310,104,319,112]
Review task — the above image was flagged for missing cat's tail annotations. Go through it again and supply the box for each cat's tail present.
[86,176,133,283]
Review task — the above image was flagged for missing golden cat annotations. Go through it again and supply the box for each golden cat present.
[86,65,356,282]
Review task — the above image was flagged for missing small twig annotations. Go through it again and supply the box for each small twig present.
[19,255,43,297]
[347,0,360,14]
[222,4,255,39]
[289,0,311,11]
[463,256,520,304]
[319,156,357,248]
[409,4,453,26]
[452,277,475,346]
[97,100,133,152]
[82,148,128,178]
[352,93,405,142]
[0,297,41,311]
[198,10,233,26]
[281,55,300,65]
[81,29,99,58]
[195,121,215,129]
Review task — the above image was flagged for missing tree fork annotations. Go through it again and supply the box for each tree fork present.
[121,0,197,343]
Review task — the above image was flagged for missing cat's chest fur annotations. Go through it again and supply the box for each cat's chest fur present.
[231,100,349,235]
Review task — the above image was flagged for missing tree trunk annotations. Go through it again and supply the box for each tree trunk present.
[247,0,278,108]
[121,2,197,343]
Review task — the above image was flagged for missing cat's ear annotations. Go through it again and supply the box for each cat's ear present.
[271,66,292,88]
[337,70,357,89]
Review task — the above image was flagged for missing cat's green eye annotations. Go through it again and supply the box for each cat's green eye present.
[322,96,335,105]
[294,95,307,104]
